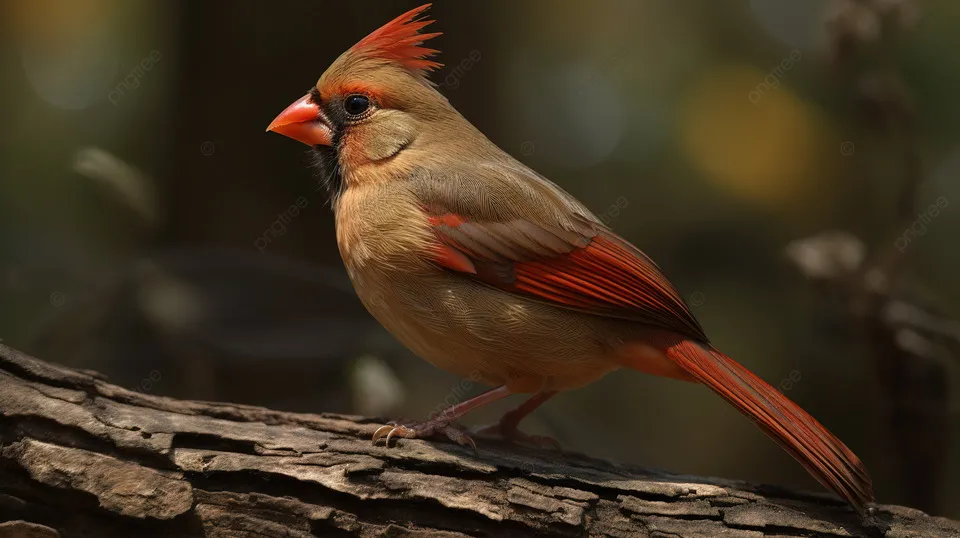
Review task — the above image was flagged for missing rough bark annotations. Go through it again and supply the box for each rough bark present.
[0,344,957,538]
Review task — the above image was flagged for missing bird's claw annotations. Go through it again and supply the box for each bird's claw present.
[444,426,477,451]
[372,424,413,446]
[372,420,476,450]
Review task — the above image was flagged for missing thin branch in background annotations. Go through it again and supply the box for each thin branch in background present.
[786,0,955,514]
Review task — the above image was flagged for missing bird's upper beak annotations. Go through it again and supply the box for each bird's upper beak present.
[266,94,333,146]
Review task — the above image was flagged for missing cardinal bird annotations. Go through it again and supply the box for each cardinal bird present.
[267,4,874,512]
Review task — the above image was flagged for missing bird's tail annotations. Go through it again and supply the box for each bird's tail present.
[623,338,875,512]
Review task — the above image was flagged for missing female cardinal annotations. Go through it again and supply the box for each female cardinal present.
[267,4,874,513]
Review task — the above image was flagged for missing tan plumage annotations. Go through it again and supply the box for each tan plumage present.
[267,4,874,513]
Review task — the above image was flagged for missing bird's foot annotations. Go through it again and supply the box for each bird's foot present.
[472,422,562,451]
[372,418,476,450]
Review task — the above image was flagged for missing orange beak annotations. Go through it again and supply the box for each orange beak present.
[266,94,333,146]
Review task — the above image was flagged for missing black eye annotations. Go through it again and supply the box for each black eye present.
[343,94,370,116]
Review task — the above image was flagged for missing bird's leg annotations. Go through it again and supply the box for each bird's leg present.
[373,385,511,449]
[473,390,561,449]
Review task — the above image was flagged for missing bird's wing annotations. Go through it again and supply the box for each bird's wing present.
[412,162,875,512]
[412,162,708,343]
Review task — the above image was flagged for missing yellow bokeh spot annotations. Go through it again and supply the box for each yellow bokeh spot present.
[681,66,830,207]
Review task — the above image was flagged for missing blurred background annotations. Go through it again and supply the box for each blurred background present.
[1,0,958,518]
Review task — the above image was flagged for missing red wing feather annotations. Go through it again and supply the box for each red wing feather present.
[426,209,875,511]
[427,212,707,343]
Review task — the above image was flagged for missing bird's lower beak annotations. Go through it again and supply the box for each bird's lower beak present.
[266,94,333,146]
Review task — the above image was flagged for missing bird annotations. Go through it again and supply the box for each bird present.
[266,4,874,513]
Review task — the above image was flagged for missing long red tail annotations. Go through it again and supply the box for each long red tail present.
[631,338,875,512]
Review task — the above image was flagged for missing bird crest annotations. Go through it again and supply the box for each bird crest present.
[350,4,443,75]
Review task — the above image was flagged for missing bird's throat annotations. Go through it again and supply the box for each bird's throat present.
[309,145,345,205]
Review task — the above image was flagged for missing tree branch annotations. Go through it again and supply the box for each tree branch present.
[0,344,957,537]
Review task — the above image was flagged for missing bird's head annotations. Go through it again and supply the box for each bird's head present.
[267,4,458,201]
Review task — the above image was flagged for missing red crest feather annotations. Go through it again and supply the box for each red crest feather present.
[351,4,443,74]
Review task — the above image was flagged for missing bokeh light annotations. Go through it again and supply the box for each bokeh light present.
[680,65,834,208]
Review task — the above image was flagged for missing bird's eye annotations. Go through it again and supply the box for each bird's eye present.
[343,94,371,116]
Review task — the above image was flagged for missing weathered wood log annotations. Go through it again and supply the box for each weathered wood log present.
[0,344,957,537]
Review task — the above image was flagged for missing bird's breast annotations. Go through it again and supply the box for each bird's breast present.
[332,183,623,393]
[334,182,434,268]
